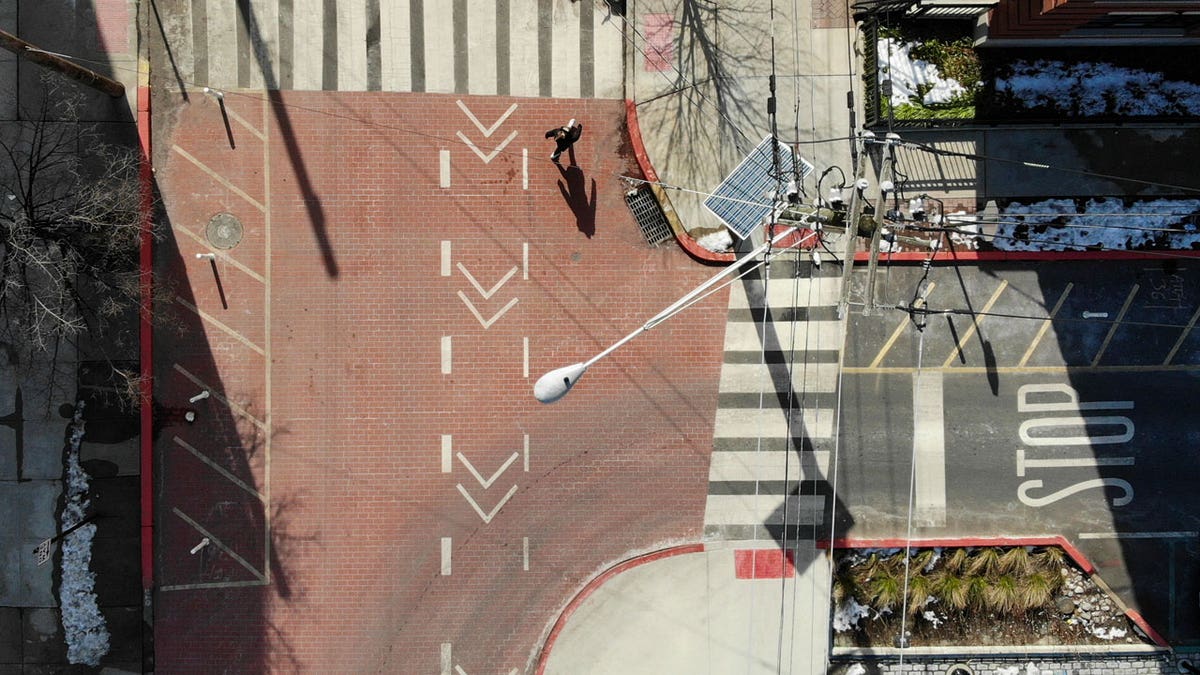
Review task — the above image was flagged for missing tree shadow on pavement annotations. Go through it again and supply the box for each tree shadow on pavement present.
[556,163,597,238]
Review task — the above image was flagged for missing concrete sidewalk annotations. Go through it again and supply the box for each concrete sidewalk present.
[539,543,832,675]
[626,0,859,245]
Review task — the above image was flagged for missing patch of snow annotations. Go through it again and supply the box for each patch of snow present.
[59,402,110,666]
[967,198,1200,251]
[877,39,967,107]
[697,229,733,253]
[845,665,867,675]
[1094,626,1128,640]
[833,597,871,632]
[996,61,1200,116]
[922,610,943,627]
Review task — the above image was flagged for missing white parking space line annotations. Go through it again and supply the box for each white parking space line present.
[441,537,452,575]
[1019,283,1073,367]
[942,280,1008,368]
[1164,304,1200,366]
[1092,284,1140,366]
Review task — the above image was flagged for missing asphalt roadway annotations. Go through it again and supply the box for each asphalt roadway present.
[833,258,1200,646]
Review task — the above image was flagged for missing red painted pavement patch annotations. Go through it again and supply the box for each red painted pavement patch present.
[734,548,796,579]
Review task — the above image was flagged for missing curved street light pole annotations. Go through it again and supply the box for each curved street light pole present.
[534,225,817,403]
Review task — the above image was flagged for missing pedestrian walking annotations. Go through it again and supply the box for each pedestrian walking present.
[546,119,583,164]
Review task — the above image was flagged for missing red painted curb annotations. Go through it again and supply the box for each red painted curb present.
[817,536,1170,648]
[625,100,735,265]
[137,84,154,591]
[852,248,1200,263]
[535,543,705,674]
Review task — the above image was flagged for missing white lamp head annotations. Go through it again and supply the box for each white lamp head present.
[534,362,589,404]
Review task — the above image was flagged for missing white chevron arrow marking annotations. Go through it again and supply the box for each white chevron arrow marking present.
[458,292,519,329]
[457,452,519,489]
[456,100,518,138]
[456,130,517,164]
[455,667,517,675]
[458,263,518,300]
[456,484,519,524]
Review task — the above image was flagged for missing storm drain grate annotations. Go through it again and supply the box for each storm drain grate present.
[626,187,674,246]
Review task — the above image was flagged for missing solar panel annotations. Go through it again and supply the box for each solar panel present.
[703,135,815,240]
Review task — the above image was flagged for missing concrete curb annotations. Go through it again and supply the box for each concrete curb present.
[818,536,1172,651]
[624,100,734,265]
[137,82,154,593]
[534,542,706,674]
[853,248,1200,263]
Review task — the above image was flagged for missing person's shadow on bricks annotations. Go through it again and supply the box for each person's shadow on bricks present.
[556,162,597,238]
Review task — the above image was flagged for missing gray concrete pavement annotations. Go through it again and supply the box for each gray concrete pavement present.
[628,0,860,239]
[541,543,832,675]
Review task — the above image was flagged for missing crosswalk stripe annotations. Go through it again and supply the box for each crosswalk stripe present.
[594,11,624,98]
[713,408,834,439]
[704,494,826,526]
[705,264,845,541]
[723,320,844,353]
[467,0,498,95]
[554,1,582,98]
[718,362,840,394]
[338,0,368,90]
[292,0,325,89]
[423,0,455,93]
[709,451,830,483]
[509,0,541,97]
[729,278,843,308]
[380,0,412,91]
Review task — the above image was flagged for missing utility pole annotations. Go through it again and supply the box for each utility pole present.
[837,132,870,319]
[863,134,897,315]
[0,29,126,97]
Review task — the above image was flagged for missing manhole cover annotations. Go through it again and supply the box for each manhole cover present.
[206,212,243,250]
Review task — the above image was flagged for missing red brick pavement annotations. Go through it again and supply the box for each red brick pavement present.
[153,92,729,673]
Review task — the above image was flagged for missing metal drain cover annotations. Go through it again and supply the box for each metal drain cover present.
[206,212,244,250]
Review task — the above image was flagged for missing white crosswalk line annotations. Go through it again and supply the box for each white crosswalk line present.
[723,320,844,353]
[708,451,830,483]
[292,0,325,89]
[338,0,368,90]
[509,0,541,97]
[423,0,455,93]
[466,0,498,95]
[713,407,834,440]
[705,266,845,541]
[552,1,582,98]
[380,0,412,91]
[718,362,840,394]
[593,10,624,98]
[729,277,844,308]
[207,0,238,91]
[704,494,826,526]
